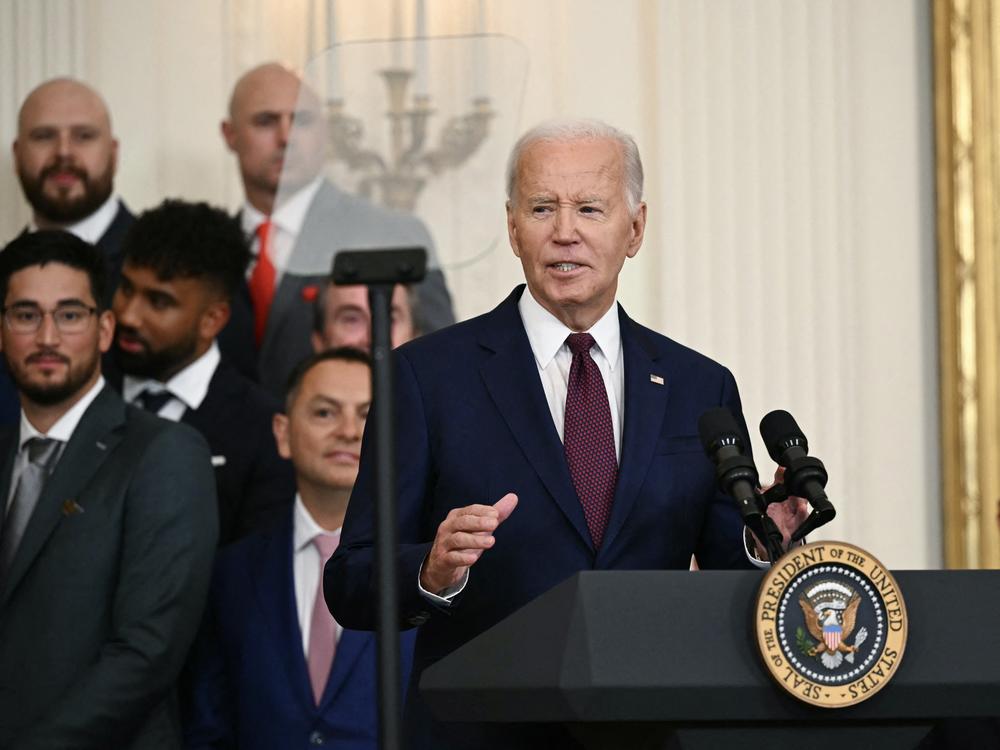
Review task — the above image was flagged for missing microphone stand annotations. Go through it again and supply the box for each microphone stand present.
[332,247,427,750]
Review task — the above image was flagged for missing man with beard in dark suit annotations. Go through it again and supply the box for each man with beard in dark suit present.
[109,199,295,545]
[12,78,134,304]
[0,230,217,748]
[1,78,135,426]
[217,62,456,395]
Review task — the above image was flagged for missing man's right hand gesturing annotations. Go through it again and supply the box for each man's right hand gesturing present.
[419,493,518,596]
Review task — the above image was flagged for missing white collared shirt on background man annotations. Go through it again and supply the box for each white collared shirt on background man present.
[240,177,324,283]
[29,194,120,245]
[292,494,343,655]
[121,341,221,422]
[6,376,106,512]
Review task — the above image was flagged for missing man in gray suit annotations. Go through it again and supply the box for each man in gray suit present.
[217,62,455,395]
[0,230,218,749]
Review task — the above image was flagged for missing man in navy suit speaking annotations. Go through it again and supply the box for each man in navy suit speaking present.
[325,119,805,749]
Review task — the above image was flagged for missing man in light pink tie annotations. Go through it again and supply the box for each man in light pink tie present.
[183,347,416,750]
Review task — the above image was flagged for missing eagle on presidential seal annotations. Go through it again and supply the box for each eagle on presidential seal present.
[798,580,869,669]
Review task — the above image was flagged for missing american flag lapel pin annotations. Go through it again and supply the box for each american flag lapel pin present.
[62,499,85,516]
[650,374,664,385]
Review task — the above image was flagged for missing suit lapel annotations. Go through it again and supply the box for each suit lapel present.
[250,514,316,712]
[319,628,371,709]
[478,290,594,551]
[0,386,126,604]
[599,310,670,556]
[180,363,226,434]
[0,428,18,542]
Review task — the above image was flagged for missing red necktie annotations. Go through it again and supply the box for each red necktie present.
[307,533,340,705]
[248,220,276,346]
[563,333,618,549]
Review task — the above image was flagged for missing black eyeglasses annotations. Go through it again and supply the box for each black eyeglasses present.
[2,303,98,334]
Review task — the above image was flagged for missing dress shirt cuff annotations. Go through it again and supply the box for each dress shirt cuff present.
[743,526,806,568]
[417,559,469,605]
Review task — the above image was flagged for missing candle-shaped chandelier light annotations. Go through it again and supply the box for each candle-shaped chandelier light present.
[323,0,494,213]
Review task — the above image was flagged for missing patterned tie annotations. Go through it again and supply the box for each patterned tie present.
[248,219,277,346]
[0,437,61,574]
[307,532,340,705]
[563,333,618,549]
[135,388,173,414]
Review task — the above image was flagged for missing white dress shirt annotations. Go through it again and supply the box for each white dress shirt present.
[6,377,105,512]
[292,494,342,654]
[240,177,324,283]
[122,342,221,422]
[518,288,625,460]
[29,194,120,245]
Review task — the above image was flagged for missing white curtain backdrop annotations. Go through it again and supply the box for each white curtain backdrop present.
[0,0,939,567]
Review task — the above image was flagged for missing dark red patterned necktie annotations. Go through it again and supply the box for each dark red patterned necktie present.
[563,333,618,549]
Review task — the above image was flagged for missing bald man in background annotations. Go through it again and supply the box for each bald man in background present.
[217,62,455,394]
[0,79,136,426]
[12,78,134,303]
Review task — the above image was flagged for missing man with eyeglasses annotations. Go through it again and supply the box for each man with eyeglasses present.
[0,230,218,749]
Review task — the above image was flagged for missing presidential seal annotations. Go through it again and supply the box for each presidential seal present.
[754,541,907,708]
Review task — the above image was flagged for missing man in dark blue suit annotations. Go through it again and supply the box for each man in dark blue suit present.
[184,348,415,750]
[325,119,806,748]
[108,200,295,545]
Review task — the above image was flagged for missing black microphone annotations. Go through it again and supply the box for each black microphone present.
[759,410,836,541]
[698,408,784,563]
[697,407,760,519]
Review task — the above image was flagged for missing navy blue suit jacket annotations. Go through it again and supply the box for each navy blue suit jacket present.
[325,286,753,748]
[184,511,415,750]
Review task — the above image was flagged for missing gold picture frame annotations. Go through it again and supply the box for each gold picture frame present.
[934,0,1000,567]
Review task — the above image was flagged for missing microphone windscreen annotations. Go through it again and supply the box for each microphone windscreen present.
[759,409,807,464]
[698,407,741,453]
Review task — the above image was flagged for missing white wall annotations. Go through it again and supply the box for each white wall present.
[0,0,939,567]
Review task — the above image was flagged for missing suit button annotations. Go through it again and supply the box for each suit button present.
[309,730,325,745]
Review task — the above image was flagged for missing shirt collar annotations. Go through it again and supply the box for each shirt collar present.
[293,493,341,553]
[240,177,323,238]
[30,195,120,246]
[19,376,106,449]
[122,341,220,411]
[517,286,622,370]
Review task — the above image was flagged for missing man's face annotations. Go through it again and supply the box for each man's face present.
[506,137,646,330]
[12,80,118,224]
[312,283,414,353]
[222,65,324,199]
[112,263,227,382]
[275,359,370,492]
[1,263,113,406]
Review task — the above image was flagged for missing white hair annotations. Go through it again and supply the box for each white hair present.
[504,118,644,216]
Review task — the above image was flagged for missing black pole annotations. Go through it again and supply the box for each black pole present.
[369,282,400,750]
[332,247,427,750]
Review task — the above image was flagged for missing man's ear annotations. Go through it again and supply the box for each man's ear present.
[97,310,115,354]
[506,201,520,258]
[272,412,292,460]
[200,299,231,341]
[311,330,325,353]
[221,119,237,152]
